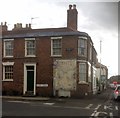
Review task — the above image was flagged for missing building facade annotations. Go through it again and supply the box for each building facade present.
[96,63,108,92]
[0,24,2,93]
[1,5,106,97]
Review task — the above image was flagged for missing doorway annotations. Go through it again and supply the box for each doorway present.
[24,64,36,95]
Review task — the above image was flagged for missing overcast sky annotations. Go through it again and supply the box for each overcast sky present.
[0,0,119,78]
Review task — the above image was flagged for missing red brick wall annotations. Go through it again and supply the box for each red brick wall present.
[71,84,89,98]
[2,35,95,97]
[36,37,53,96]
[62,36,77,59]
[2,37,53,96]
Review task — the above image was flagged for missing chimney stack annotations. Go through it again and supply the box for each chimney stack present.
[67,4,78,30]
[0,22,8,32]
[12,23,32,31]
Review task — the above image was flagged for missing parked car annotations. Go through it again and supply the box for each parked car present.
[110,83,117,89]
[113,85,120,100]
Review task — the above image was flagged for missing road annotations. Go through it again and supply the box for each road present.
[2,88,120,117]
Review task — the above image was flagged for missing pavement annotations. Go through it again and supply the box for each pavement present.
[1,88,110,102]
[1,95,95,103]
[2,96,50,101]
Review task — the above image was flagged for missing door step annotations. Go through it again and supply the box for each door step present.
[23,91,35,97]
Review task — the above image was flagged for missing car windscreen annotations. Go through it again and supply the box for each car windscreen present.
[117,86,120,90]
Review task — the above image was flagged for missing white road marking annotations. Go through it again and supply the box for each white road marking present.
[31,103,94,110]
[91,111,96,116]
[43,103,55,105]
[94,111,108,116]
[109,112,113,118]
[115,106,118,110]
[104,105,113,110]
[94,112,99,116]
[95,104,101,110]
[8,100,30,104]
[55,105,96,110]
[85,104,93,109]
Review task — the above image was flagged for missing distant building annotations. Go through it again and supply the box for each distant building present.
[1,5,107,97]
[92,47,98,94]
[96,63,108,91]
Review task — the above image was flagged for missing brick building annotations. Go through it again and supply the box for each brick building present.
[2,5,100,97]
[0,24,2,93]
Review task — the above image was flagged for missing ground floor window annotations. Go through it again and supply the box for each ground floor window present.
[79,63,86,83]
[3,62,14,81]
[5,66,13,79]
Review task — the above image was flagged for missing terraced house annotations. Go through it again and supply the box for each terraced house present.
[1,5,103,98]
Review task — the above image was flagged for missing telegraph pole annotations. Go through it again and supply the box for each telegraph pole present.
[99,40,102,91]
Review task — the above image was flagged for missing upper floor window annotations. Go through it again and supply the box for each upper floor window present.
[25,38,36,57]
[78,37,87,56]
[4,39,14,57]
[51,37,62,56]
[89,44,92,60]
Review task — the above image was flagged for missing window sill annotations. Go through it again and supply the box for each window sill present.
[78,81,88,84]
[2,79,13,82]
[78,55,86,57]
[3,56,13,58]
[25,55,36,58]
[51,55,62,57]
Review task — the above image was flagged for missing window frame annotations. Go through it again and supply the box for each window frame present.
[79,63,87,83]
[25,38,36,57]
[78,37,87,57]
[4,39,14,58]
[89,43,92,60]
[51,37,62,57]
[2,62,14,81]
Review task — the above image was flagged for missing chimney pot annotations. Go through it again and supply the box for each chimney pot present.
[1,22,3,25]
[14,24,16,28]
[16,23,19,28]
[26,24,28,28]
[29,23,31,28]
[69,5,72,9]
[73,4,76,9]
[20,23,22,28]
[4,22,7,25]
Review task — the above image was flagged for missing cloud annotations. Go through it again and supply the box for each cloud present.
[0,0,118,77]
[55,2,118,32]
[79,2,118,31]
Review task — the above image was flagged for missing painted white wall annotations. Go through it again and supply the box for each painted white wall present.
[96,68,107,79]
[96,68,100,81]
[53,60,77,97]
[96,67,108,91]
[92,66,97,94]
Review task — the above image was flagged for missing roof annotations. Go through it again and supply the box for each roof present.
[2,27,89,39]
[96,62,108,70]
